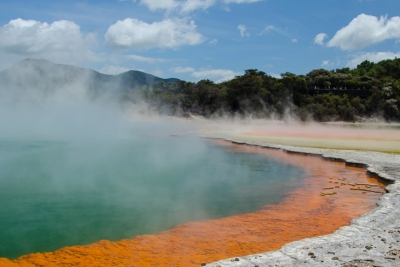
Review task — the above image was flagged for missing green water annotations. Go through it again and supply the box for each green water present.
[0,136,305,259]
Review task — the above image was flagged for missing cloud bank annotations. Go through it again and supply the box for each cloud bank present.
[0,18,96,64]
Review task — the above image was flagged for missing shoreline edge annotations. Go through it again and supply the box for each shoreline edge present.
[208,137,400,267]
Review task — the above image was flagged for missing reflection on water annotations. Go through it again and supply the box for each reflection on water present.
[0,136,305,259]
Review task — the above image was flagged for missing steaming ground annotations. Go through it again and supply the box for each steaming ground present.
[198,118,400,154]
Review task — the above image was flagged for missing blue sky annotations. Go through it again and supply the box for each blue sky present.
[0,0,399,82]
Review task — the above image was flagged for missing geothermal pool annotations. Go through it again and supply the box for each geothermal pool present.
[0,136,305,259]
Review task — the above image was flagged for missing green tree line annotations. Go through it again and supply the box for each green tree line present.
[129,58,400,122]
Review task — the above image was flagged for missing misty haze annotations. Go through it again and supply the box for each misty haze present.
[0,59,306,259]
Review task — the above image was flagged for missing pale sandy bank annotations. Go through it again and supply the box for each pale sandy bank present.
[201,120,400,267]
[200,120,400,153]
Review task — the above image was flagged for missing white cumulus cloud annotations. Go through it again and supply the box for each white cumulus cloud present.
[346,51,400,67]
[0,18,96,64]
[105,18,205,50]
[327,14,400,50]
[238,24,249,37]
[314,33,327,45]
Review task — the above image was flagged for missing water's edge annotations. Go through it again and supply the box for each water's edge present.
[209,138,400,267]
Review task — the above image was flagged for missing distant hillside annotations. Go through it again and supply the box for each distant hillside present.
[0,59,179,99]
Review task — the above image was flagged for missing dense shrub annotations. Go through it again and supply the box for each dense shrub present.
[143,58,400,122]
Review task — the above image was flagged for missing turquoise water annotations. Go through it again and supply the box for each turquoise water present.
[0,136,305,259]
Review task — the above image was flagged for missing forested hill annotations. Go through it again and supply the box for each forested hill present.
[0,58,399,122]
[139,58,400,122]
[0,58,179,97]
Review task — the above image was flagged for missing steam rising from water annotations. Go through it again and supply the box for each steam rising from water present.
[1,61,398,261]
[0,73,307,259]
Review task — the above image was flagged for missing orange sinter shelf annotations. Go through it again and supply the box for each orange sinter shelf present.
[0,140,387,267]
